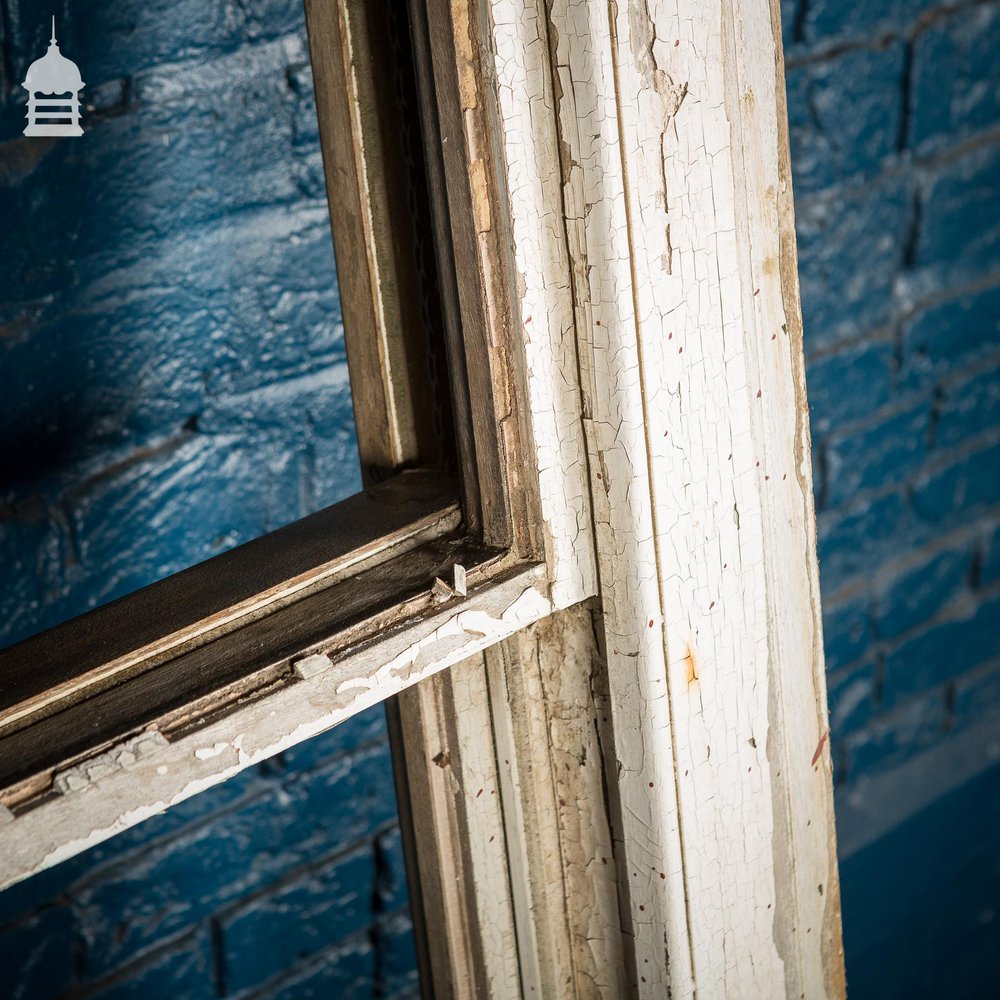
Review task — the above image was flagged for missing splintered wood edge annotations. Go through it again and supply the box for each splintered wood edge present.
[0,563,553,891]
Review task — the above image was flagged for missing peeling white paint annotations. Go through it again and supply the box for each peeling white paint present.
[337,585,551,697]
[0,565,552,893]
[486,0,842,995]
[53,731,169,795]
[489,0,598,613]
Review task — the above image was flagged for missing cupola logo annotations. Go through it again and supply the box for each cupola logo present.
[23,17,85,137]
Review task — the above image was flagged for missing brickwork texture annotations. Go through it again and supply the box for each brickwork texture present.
[0,0,998,997]
[784,0,1000,994]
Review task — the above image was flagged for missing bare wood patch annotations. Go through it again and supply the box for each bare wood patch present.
[392,604,628,1000]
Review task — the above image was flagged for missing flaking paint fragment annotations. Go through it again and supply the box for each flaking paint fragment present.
[336,586,552,697]
[53,731,169,795]
[294,652,335,679]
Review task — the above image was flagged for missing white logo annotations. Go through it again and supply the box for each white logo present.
[23,17,84,137]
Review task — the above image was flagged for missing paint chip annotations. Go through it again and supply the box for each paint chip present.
[53,731,169,795]
[294,652,334,679]
[432,565,468,603]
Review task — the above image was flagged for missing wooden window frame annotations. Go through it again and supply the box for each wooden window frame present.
[0,1,846,997]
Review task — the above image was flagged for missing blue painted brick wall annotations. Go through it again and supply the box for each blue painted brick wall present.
[0,0,361,644]
[2,0,999,997]
[0,2,415,998]
[0,711,417,999]
[786,0,1000,994]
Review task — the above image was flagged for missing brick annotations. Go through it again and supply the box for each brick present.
[805,340,896,434]
[912,436,1000,524]
[817,490,925,591]
[882,587,1000,706]
[0,224,343,467]
[78,759,277,873]
[287,62,328,200]
[0,42,319,290]
[909,3,1000,155]
[798,0,938,44]
[779,0,799,51]
[953,661,1000,730]
[0,134,341,420]
[0,205,346,509]
[310,428,365,509]
[824,401,930,509]
[837,759,1000,999]
[261,934,375,1000]
[823,587,872,671]
[219,847,373,993]
[0,852,92,928]
[0,513,64,647]
[376,826,410,914]
[92,930,215,1000]
[786,43,905,194]
[292,741,399,842]
[910,142,1000,295]
[796,182,911,354]
[935,360,1000,450]
[981,520,1000,586]
[0,142,80,301]
[0,289,217,462]
[874,540,973,638]
[87,40,310,253]
[198,364,354,437]
[842,692,946,780]
[827,660,876,744]
[902,283,1000,389]
[376,910,420,998]
[0,906,73,1000]
[0,2,304,93]
[59,434,304,615]
[811,439,826,511]
[73,742,397,977]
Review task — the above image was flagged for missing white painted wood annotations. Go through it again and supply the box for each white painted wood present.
[484,607,629,999]
[480,0,844,995]
[0,564,553,891]
[394,656,524,999]
[487,0,597,611]
[394,604,628,1000]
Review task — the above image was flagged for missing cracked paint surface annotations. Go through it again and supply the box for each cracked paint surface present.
[0,568,552,892]
[485,0,842,995]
